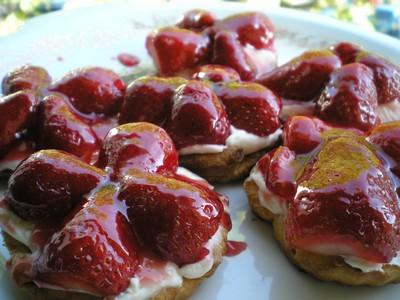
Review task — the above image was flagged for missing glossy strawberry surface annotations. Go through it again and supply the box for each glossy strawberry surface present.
[368,121,400,178]
[286,135,400,262]
[167,81,230,148]
[6,150,105,221]
[216,82,281,136]
[257,50,341,101]
[51,67,126,116]
[36,94,100,162]
[192,64,241,83]
[256,146,297,200]
[98,123,178,179]
[212,30,255,81]
[356,52,400,104]
[2,65,51,95]
[119,171,223,265]
[146,27,211,76]
[316,63,378,131]
[0,91,37,155]
[331,42,362,65]
[176,9,216,31]
[34,185,138,296]
[119,76,186,126]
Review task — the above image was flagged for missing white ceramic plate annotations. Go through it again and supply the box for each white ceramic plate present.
[1,1,400,299]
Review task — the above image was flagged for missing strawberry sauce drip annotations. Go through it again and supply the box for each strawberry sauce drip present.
[117,53,140,67]
[225,240,247,257]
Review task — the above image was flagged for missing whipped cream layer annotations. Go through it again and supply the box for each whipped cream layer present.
[179,126,282,156]
[247,165,285,215]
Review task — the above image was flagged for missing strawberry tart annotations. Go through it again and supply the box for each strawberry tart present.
[0,122,231,299]
[245,116,400,285]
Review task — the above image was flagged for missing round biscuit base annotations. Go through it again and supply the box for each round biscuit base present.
[244,179,400,286]
[2,228,227,300]
[180,148,266,183]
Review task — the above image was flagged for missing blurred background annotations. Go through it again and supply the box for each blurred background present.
[0,0,399,38]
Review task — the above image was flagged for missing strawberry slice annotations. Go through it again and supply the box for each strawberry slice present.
[119,170,223,265]
[257,50,341,101]
[98,123,178,179]
[256,146,297,200]
[211,30,255,81]
[6,150,105,221]
[146,26,211,76]
[286,136,400,262]
[36,94,100,162]
[192,64,241,83]
[356,52,400,104]
[51,67,126,116]
[34,185,138,296]
[316,63,378,131]
[0,91,37,155]
[330,42,362,65]
[283,116,329,154]
[2,65,51,95]
[118,76,186,126]
[216,82,281,136]
[368,121,400,178]
[176,9,216,31]
[167,81,230,149]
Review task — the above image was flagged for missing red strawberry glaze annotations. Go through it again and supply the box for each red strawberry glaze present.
[119,170,223,266]
[316,63,378,132]
[50,67,126,116]
[356,52,400,105]
[98,123,178,180]
[176,9,216,31]
[2,65,51,95]
[257,50,341,102]
[167,81,230,149]
[225,241,247,257]
[146,26,211,76]
[1,122,229,297]
[0,91,38,155]
[36,94,100,163]
[117,53,140,67]
[331,42,362,65]
[119,76,187,126]
[215,82,281,136]
[192,65,241,83]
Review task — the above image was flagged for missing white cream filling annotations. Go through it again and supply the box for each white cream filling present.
[176,167,206,182]
[114,262,182,300]
[377,100,400,123]
[113,225,224,299]
[178,126,282,156]
[0,202,34,249]
[247,166,284,215]
[343,252,400,273]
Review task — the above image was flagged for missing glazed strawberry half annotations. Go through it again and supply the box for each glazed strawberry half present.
[98,122,178,179]
[167,81,230,149]
[316,63,378,131]
[257,50,341,102]
[3,121,229,297]
[216,82,281,136]
[2,65,51,95]
[50,67,126,116]
[119,170,223,266]
[286,134,400,263]
[146,11,277,80]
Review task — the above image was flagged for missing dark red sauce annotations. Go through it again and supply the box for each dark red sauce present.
[225,240,247,257]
